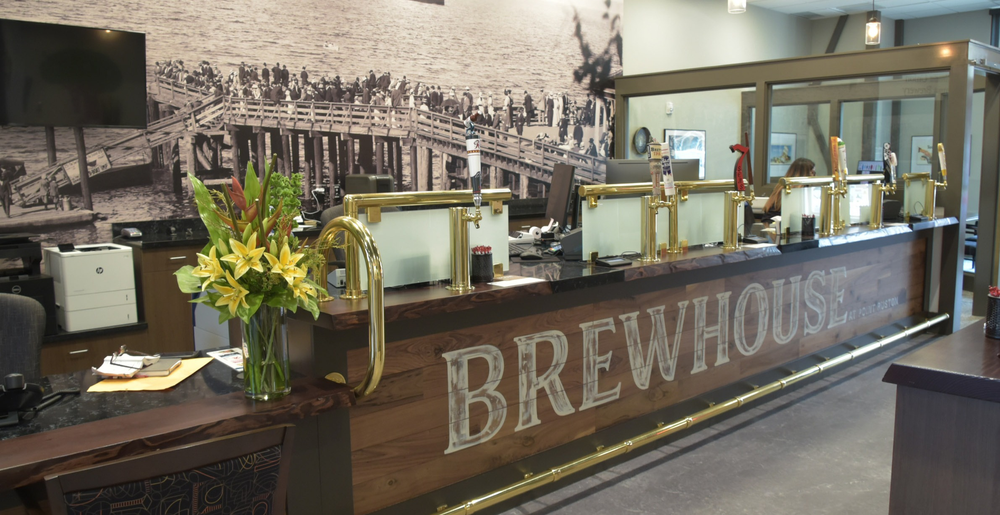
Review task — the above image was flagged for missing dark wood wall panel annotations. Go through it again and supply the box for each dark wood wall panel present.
[345,240,926,514]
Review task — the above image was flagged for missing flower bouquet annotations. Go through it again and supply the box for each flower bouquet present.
[175,157,326,400]
[987,286,1000,340]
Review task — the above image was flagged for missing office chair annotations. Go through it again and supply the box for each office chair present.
[0,293,45,383]
[45,424,295,515]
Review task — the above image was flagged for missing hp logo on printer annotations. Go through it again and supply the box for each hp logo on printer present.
[11,285,21,294]
[96,267,104,274]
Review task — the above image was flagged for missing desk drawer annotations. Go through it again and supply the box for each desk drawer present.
[142,247,201,273]
[41,331,147,376]
[41,339,118,376]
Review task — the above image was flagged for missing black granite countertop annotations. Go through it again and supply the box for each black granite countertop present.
[0,358,243,441]
[111,218,322,249]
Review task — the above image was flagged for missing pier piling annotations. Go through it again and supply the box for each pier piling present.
[72,127,94,211]
[312,133,324,205]
[375,137,385,176]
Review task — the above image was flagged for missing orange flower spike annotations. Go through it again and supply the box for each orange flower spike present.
[212,207,239,232]
[229,176,248,211]
[244,202,258,223]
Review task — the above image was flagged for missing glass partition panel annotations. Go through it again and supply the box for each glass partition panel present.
[768,83,830,182]
[625,86,755,180]
[834,73,949,182]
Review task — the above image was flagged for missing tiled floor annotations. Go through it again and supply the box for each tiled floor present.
[500,293,980,515]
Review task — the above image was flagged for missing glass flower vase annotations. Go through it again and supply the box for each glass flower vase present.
[242,304,291,400]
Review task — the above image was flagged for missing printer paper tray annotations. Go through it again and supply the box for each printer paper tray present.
[57,289,136,312]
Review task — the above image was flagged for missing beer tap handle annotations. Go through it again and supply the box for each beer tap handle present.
[936,142,948,183]
[465,116,482,212]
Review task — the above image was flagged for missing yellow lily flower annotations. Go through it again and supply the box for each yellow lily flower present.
[264,243,306,285]
[214,270,249,317]
[190,246,225,290]
[290,277,316,302]
[220,232,265,279]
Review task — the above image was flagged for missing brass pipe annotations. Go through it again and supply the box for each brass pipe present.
[723,190,754,251]
[869,179,895,230]
[870,184,885,229]
[845,173,885,184]
[900,172,946,219]
[579,179,746,208]
[778,175,834,194]
[315,216,385,398]
[433,313,949,515]
[331,189,513,301]
[448,207,480,293]
[818,185,834,237]
[831,178,848,232]
[639,195,677,261]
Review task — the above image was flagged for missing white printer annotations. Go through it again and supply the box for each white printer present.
[42,243,138,332]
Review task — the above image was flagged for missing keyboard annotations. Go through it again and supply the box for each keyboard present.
[509,242,532,256]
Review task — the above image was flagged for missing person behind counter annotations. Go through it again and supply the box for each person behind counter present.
[762,157,815,225]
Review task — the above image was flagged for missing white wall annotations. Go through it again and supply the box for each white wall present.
[623,0,812,75]
[809,13,897,55]
[903,10,991,46]
[626,90,745,178]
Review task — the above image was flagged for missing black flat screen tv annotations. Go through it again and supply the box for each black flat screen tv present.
[0,19,147,128]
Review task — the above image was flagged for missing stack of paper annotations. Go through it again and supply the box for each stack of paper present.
[92,353,159,379]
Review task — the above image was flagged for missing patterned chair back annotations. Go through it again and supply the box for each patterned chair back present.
[45,425,294,515]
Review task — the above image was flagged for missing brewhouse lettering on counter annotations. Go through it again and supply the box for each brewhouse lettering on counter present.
[443,266,897,454]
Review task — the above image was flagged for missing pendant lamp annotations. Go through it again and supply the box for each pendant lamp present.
[866,1,881,46]
[728,0,746,14]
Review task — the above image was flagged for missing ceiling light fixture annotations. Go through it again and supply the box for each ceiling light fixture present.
[866,1,881,46]
[728,0,746,14]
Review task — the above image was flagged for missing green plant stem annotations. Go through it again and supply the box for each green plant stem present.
[243,305,288,398]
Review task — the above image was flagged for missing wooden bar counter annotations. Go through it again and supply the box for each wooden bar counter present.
[291,219,952,515]
[882,321,1000,515]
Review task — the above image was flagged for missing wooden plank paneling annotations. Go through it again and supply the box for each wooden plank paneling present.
[349,240,926,514]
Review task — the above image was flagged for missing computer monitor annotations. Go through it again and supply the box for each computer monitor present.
[345,174,394,194]
[546,164,576,229]
[606,158,701,184]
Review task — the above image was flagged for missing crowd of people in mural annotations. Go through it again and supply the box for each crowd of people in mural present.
[154,59,612,157]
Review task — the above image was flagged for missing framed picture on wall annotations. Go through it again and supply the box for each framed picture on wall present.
[769,132,796,179]
[663,129,706,179]
[911,136,934,174]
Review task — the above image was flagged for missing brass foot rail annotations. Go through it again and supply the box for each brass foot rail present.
[433,313,950,515]
[317,216,385,398]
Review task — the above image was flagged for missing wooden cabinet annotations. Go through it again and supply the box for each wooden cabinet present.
[133,246,200,354]
[41,331,144,376]
[40,244,202,375]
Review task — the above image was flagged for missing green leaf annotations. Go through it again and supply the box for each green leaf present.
[303,278,329,300]
[239,293,264,323]
[265,289,299,312]
[189,294,212,304]
[175,266,203,294]
[218,308,235,324]
[190,175,228,247]
[303,297,320,319]
[244,161,261,204]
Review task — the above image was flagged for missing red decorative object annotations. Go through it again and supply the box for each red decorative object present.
[472,245,492,255]
[989,285,1000,298]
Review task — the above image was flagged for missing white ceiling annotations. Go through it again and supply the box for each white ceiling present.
[749,0,1000,19]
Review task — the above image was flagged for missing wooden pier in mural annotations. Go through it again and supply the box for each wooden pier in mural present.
[164,78,605,205]
[9,83,225,207]
[11,77,605,209]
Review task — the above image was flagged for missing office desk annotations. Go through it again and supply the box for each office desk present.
[883,323,1000,515]
[0,360,353,492]
[291,220,951,515]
